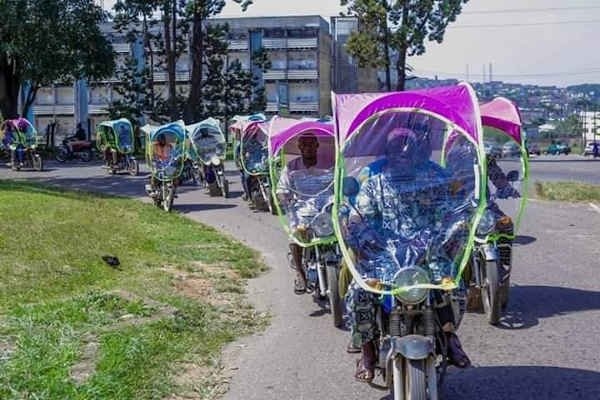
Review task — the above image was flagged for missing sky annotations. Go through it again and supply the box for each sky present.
[103,0,600,87]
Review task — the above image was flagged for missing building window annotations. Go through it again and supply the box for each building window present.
[265,83,278,102]
[289,82,318,103]
[269,50,286,70]
[56,86,74,105]
[264,28,285,38]
[288,51,316,70]
[89,85,111,104]
[288,27,318,38]
[35,87,55,105]
[228,52,250,70]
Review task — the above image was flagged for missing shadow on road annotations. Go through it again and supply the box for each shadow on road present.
[176,203,237,213]
[497,285,600,330]
[377,366,600,400]
[513,235,537,246]
[529,158,600,163]
[443,365,600,400]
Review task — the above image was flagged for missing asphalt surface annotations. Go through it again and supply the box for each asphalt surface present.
[499,154,600,185]
[2,160,599,400]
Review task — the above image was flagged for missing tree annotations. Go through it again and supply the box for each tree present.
[342,0,468,91]
[0,0,114,120]
[183,0,252,123]
[106,56,147,122]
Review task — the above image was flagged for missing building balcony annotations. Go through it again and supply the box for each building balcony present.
[287,69,318,80]
[263,38,286,49]
[263,70,287,80]
[287,38,317,49]
[112,43,130,53]
[89,104,110,114]
[32,104,75,115]
[266,102,278,112]
[228,39,248,50]
[289,102,318,112]
[153,71,190,82]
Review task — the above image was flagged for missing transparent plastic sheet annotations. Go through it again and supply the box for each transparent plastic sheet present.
[479,128,529,241]
[334,110,484,295]
[187,118,226,164]
[270,133,336,246]
[143,121,187,181]
[1,119,37,149]
[97,119,134,154]
[240,123,269,175]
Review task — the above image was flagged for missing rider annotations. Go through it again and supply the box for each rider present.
[148,133,175,194]
[276,132,334,294]
[346,127,471,383]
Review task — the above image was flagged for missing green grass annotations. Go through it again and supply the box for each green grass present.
[0,180,268,400]
[534,181,600,203]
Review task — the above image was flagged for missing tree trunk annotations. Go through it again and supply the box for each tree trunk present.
[21,84,39,118]
[143,15,157,120]
[395,44,408,92]
[0,54,21,119]
[185,10,204,123]
[382,2,391,92]
[163,3,177,120]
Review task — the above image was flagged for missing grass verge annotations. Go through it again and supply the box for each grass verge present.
[534,181,600,203]
[0,180,268,400]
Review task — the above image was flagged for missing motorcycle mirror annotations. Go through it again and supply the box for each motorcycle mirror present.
[343,176,360,197]
[507,170,519,182]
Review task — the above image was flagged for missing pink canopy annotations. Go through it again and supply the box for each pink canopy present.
[334,83,481,144]
[480,97,523,144]
[269,117,334,156]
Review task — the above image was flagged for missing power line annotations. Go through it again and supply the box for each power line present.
[452,19,600,28]
[414,68,600,78]
[464,6,600,15]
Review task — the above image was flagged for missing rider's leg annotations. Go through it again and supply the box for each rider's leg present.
[346,282,378,382]
[290,242,307,293]
[436,303,471,368]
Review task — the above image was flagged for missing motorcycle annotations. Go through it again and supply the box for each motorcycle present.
[1,118,43,171]
[143,121,187,212]
[96,118,139,175]
[55,138,94,163]
[464,97,529,325]
[239,118,275,212]
[268,116,343,327]
[332,84,486,399]
[186,118,229,197]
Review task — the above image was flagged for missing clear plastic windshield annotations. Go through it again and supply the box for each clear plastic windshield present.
[240,126,269,175]
[479,127,529,240]
[271,135,336,245]
[334,110,484,295]
[146,128,186,181]
[114,121,134,154]
[192,126,226,164]
[96,125,115,151]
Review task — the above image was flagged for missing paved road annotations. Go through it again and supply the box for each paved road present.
[2,161,600,400]
[499,154,600,185]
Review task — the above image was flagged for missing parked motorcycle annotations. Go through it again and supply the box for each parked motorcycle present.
[96,118,139,175]
[55,138,94,163]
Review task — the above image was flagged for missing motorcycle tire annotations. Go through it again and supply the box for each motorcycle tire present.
[163,187,174,212]
[129,159,139,176]
[222,179,229,198]
[326,264,344,328]
[55,147,68,163]
[33,155,43,171]
[81,150,92,162]
[481,260,502,325]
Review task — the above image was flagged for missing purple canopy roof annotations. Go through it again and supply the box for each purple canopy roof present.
[334,83,481,144]
[480,97,523,144]
[269,117,334,156]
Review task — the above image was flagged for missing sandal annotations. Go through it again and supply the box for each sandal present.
[354,358,375,383]
[446,332,471,368]
[347,340,362,354]
[294,278,307,295]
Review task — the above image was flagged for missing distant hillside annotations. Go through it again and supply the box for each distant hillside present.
[566,84,600,94]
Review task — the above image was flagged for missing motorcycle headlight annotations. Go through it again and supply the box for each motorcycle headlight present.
[393,266,431,305]
[311,212,334,238]
[211,155,221,166]
[477,209,496,236]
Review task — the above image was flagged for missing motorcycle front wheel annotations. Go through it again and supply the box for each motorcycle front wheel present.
[481,260,502,325]
[129,158,139,176]
[81,150,92,162]
[326,264,344,328]
[163,185,174,212]
[33,154,43,171]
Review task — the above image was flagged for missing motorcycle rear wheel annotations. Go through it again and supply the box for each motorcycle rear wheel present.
[55,147,68,163]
